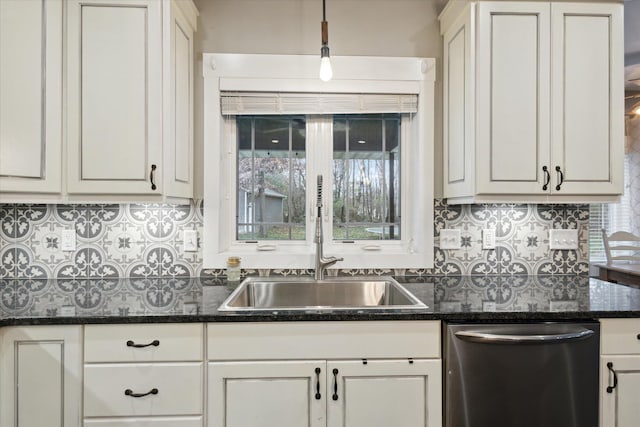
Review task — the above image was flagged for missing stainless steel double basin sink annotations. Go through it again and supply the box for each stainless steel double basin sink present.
[218,276,427,312]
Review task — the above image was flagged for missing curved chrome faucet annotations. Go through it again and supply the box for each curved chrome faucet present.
[314,175,342,280]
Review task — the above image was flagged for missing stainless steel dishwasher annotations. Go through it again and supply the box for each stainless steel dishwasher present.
[444,322,600,427]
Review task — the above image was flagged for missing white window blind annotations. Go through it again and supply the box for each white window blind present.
[590,155,633,263]
[220,92,419,115]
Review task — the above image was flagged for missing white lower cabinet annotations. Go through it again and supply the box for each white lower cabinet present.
[0,321,441,427]
[600,319,640,427]
[0,325,82,427]
[600,356,640,427]
[327,359,440,427]
[209,359,440,427]
[209,360,326,427]
[83,323,204,427]
[207,321,443,427]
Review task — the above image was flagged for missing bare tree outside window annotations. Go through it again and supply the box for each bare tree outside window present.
[333,114,401,240]
[235,114,402,242]
[236,116,306,240]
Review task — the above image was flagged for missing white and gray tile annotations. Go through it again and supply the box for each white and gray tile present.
[0,199,590,279]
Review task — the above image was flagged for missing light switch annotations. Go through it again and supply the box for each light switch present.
[483,229,496,250]
[61,229,76,251]
[439,229,461,250]
[184,229,198,252]
[549,229,579,250]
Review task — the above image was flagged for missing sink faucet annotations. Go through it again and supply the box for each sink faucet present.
[314,175,342,280]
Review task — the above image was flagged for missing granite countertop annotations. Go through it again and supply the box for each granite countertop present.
[1,275,639,326]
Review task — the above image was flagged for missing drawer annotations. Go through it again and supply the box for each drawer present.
[84,363,202,417]
[85,323,203,362]
[601,318,640,354]
[84,417,202,427]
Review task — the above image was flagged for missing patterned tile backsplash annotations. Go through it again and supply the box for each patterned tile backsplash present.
[0,200,589,279]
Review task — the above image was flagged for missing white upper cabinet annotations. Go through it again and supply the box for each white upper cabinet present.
[0,0,199,202]
[440,0,624,204]
[550,2,623,195]
[66,0,163,195]
[163,0,197,199]
[0,0,63,196]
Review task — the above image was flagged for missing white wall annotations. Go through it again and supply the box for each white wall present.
[192,0,447,198]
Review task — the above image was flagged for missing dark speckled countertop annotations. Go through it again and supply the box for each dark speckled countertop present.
[1,275,639,326]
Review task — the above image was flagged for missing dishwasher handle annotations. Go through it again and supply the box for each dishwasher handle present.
[454,328,595,344]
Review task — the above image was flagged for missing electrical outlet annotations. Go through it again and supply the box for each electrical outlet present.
[184,229,198,252]
[61,229,76,251]
[549,229,578,250]
[439,229,461,250]
[483,229,496,249]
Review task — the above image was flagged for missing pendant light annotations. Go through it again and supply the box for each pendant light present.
[319,0,333,82]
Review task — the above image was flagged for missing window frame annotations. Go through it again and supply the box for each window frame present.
[203,53,435,269]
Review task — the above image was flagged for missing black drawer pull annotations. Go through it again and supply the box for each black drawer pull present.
[126,339,160,348]
[150,164,157,190]
[555,166,564,191]
[606,362,618,393]
[542,166,550,191]
[636,333,640,340]
[332,368,339,401]
[314,367,321,400]
[125,388,158,398]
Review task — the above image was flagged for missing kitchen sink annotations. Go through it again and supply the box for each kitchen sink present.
[217,276,427,312]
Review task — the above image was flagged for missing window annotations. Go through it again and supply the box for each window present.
[589,155,633,264]
[203,54,435,269]
[333,115,401,241]
[236,116,306,241]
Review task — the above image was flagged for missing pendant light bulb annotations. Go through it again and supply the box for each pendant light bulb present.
[319,46,333,82]
[319,0,332,82]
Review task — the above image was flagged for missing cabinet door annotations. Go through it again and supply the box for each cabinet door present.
[476,2,550,195]
[326,359,442,427]
[550,2,624,195]
[0,0,62,194]
[442,4,474,200]
[66,0,162,194]
[208,361,326,427]
[0,325,82,427]
[163,0,195,198]
[600,356,640,427]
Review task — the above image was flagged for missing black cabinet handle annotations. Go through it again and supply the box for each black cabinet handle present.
[126,339,160,348]
[606,362,618,393]
[315,367,321,400]
[636,333,640,340]
[125,388,158,398]
[555,166,564,191]
[332,368,339,401]
[542,166,550,191]
[150,164,157,190]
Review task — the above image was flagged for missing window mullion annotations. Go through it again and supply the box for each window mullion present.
[345,119,350,240]
[288,120,293,240]
[250,119,256,240]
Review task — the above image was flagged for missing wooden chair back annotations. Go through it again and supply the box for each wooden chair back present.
[602,229,640,263]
